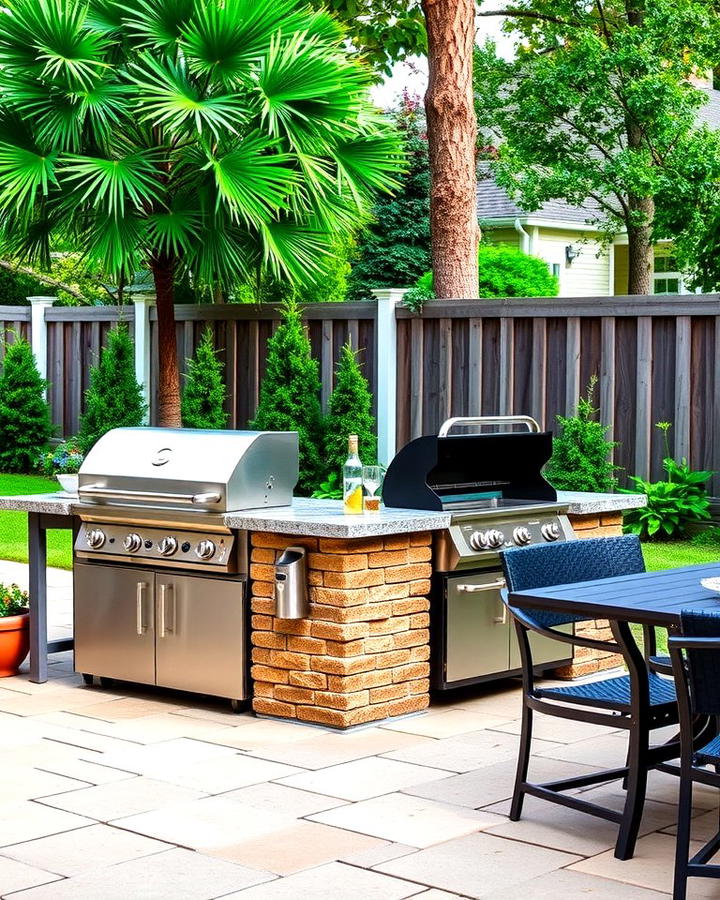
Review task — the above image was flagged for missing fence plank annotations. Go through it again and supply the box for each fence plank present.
[531,319,547,429]
[675,316,692,461]
[438,317,452,423]
[468,318,482,416]
[410,317,424,438]
[499,317,514,415]
[565,316,581,415]
[321,319,333,413]
[600,317,616,456]
[635,317,652,477]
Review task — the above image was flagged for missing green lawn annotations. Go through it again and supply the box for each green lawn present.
[0,474,73,570]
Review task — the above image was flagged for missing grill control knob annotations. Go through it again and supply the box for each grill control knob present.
[513,526,532,546]
[87,529,106,549]
[123,532,142,553]
[485,529,506,549]
[541,522,561,542]
[196,539,216,560]
[469,530,490,551]
[158,536,178,557]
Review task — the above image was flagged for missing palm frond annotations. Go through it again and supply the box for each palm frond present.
[181,0,307,85]
[0,144,59,211]
[0,0,109,89]
[122,0,196,52]
[259,219,329,281]
[130,54,245,138]
[333,128,405,204]
[206,132,298,226]
[60,149,163,216]
[146,193,201,256]
[81,209,145,280]
[189,216,255,287]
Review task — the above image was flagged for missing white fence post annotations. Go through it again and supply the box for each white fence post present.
[372,288,406,466]
[133,294,154,424]
[28,296,54,397]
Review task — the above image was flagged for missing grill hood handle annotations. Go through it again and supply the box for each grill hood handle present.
[80,486,221,506]
[438,416,540,437]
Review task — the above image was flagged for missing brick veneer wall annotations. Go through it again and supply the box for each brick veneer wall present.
[249,531,433,728]
[554,511,625,678]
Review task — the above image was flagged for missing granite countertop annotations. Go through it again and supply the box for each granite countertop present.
[223,499,450,538]
[0,493,77,515]
[0,490,648,537]
[556,491,647,515]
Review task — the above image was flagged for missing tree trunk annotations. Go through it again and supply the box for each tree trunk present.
[422,0,479,299]
[626,196,655,295]
[150,255,181,427]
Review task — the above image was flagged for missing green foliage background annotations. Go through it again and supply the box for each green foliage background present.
[77,324,146,454]
[181,328,229,430]
[0,337,53,473]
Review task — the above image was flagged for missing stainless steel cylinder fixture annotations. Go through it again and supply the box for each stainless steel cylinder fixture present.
[274,546,309,619]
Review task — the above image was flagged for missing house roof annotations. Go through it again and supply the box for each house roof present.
[478,86,720,227]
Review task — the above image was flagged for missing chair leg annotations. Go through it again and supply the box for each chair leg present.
[672,770,693,900]
[510,700,533,821]
[615,725,649,860]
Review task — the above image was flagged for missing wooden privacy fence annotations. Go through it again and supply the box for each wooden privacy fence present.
[9,292,720,494]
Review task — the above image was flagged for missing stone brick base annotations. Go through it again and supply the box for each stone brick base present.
[249,531,432,728]
[554,511,625,678]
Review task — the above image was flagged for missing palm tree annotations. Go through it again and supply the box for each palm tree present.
[0,0,402,425]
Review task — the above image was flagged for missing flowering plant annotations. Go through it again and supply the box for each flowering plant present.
[0,583,28,617]
[40,439,84,476]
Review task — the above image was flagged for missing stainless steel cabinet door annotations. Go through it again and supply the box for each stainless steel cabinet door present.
[74,563,155,684]
[155,575,247,699]
[508,619,573,670]
[445,572,510,683]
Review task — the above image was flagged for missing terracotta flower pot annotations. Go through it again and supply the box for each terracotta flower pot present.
[0,609,29,677]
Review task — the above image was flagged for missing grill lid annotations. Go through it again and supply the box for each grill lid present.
[382,416,556,512]
[78,428,299,512]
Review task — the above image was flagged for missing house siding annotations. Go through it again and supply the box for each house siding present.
[614,244,629,295]
[534,231,610,297]
[482,227,520,248]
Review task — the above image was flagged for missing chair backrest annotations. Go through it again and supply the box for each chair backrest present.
[679,609,720,716]
[501,534,645,628]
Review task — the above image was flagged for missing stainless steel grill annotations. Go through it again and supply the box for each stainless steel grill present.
[72,427,299,708]
[383,416,576,690]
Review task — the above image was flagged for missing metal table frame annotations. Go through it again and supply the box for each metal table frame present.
[28,512,78,683]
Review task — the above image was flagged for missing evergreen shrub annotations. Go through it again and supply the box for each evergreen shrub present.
[545,377,618,492]
[250,299,324,495]
[315,342,377,497]
[77,323,146,454]
[0,336,53,473]
[181,328,228,430]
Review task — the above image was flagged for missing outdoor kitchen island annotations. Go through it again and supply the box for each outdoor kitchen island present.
[0,491,644,729]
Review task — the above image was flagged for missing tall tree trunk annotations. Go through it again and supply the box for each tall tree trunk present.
[150,254,181,427]
[626,194,655,295]
[422,0,479,299]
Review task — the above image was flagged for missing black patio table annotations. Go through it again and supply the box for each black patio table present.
[508,560,720,854]
[508,561,720,629]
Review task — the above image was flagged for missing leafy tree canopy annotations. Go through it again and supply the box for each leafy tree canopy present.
[309,0,426,77]
[474,0,720,293]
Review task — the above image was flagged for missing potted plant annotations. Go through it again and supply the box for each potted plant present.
[0,584,29,677]
[40,439,84,494]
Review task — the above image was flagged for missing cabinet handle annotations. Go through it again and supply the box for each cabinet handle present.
[136,582,147,635]
[159,584,167,638]
[456,579,506,593]
[493,601,508,625]
[159,584,173,638]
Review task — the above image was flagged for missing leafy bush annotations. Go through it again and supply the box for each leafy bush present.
[181,328,228,430]
[545,377,618,492]
[77,324,146,454]
[40,438,83,476]
[404,243,560,312]
[0,336,53,473]
[623,424,713,539]
[251,299,324,495]
[0,583,28,617]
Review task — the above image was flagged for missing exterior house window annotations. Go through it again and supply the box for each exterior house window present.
[653,254,683,294]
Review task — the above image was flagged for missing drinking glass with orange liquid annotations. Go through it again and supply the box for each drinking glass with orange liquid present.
[362,466,383,513]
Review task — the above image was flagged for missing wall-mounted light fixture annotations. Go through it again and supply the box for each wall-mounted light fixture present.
[565,244,580,265]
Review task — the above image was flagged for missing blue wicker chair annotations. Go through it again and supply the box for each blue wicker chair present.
[501,535,680,861]
[669,609,720,900]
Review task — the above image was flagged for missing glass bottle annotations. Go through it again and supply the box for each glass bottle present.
[342,434,363,514]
